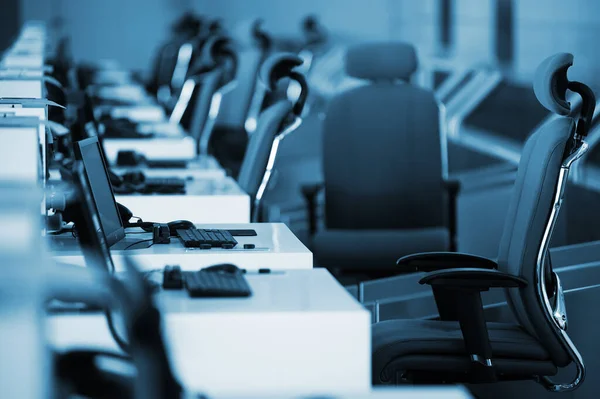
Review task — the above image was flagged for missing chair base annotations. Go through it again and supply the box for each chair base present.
[375,354,558,386]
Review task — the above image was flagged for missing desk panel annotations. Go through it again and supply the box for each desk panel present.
[47,269,368,397]
[115,177,249,223]
[49,223,312,272]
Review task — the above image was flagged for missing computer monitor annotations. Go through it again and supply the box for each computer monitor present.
[74,136,125,246]
[71,160,116,272]
[71,94,100,142]
[72,161,129,353]
[70,96,101,160]
[82,93,99,134]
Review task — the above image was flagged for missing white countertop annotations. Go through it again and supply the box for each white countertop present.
[47,269,369,397]
[49,223,313,272]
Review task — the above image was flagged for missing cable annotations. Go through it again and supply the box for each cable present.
[123,238,154,251]
[124,216,157,232]
[104,279,132,354]
[142,269,163,292]
[105,309,130,353]
[104,267,160,354]
[106,230,155,352]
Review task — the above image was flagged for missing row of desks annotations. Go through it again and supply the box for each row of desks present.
[0,22,471,398]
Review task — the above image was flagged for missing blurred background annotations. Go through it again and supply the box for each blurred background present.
[6,0,598,86]
[3,0,600,259]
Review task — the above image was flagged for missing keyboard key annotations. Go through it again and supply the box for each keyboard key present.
[176,228,239,249]
[184,270,252,297]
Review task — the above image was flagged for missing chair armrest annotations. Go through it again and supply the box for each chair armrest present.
[55,350,133,398]
[419,267,526,383]
[396,252,498,273]
[301,182,324,236]
[419,268,527,290]
[444,178,461,251]
[444,178,461,195]
[301,182,324,200]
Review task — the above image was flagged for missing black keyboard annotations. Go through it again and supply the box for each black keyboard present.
[184,269,251,297]
[101,119,152,139]
[145,177,186,187]
[177,228,238,249]
[138,177,185,195]
[147,160,188,168]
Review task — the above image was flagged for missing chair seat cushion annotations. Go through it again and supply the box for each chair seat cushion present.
[372,319,554,383]
[313,228,450,270]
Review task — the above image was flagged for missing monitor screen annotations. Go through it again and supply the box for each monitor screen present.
[74,136,125,246]
[71,161,115,272]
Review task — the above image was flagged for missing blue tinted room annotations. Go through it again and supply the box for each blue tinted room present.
[2,0,600,398]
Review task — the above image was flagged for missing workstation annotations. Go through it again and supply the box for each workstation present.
[4,1,600,398]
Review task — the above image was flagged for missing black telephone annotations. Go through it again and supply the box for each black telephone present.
[117,202,134,224]
[153,224,171,244]
[116,202,154,231]
[118,205,178,247]
[108,170,135,194]
[108,169,185,195]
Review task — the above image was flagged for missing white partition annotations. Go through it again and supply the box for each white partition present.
[1,55,44,69]
[0,102,49,181]
[0,79,44,98]
[0,184,47,399]
[0,119,41,184]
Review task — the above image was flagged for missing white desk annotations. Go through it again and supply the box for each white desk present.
[112,155,226,180]
[105,120,190,139]
[103,135,197,164]
[0,122,40,183]
[1,55,44,69]
[90,69,135,86]
[0,69,44,79]
[49,223,312,272]
[91,84,151,103]
[208,389,472,398]
[47,269,370,397]
[95,104,166,123]
[0,103,47,179]
[115,177,250,223]
[0,78,43,98]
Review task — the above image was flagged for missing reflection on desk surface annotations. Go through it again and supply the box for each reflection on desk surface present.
[159,269,364,313]
[49,223,307,253]
[48,223,313,272]
[186,387,473,398]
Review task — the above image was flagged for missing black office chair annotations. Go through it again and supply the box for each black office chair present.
[302,14,328,49]
[55,258,182,399]
[154,17,213,106]
[146,12,203,97]
[372,53,594,392]
[237,53,308,222]
[174,34,238,151]
[303,42,457,278]
[95,35,236,149]
[210,18,274,176]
